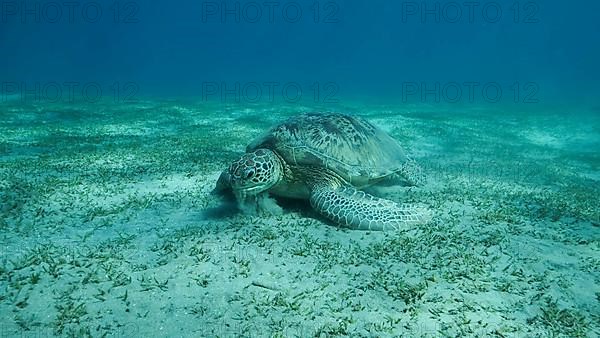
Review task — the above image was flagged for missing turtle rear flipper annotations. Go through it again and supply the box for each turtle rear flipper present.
[310,185,429,231]
[398,157,425,186]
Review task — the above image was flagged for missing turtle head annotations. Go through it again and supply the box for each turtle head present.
[227,149,283,199]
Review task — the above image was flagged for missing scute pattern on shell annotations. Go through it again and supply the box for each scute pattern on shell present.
[247,113,409,185]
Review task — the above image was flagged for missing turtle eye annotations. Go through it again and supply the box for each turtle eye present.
[244,168,255,179]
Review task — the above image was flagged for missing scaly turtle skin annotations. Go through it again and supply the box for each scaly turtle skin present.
[215,112,428,230]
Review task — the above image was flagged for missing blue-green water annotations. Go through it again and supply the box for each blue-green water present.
[1,0,599,104]
[1,1,599,337]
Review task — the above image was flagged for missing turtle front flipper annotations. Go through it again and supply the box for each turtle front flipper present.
[309,185,429,231]
[212,170,232,196]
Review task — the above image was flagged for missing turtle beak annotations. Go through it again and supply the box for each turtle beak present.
[235,185,265,199]
[233,190,259,213]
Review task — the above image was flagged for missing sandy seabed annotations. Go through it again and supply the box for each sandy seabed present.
[0,99,598,337]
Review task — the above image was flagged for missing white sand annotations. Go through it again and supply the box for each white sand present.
[0,100,598,337]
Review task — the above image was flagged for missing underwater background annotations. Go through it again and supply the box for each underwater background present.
[2,0,600,105]
[1,0,599,337]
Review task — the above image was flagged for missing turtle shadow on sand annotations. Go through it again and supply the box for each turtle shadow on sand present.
[203,189,239,219]
[206,188,343,229]
[207,187,312,219]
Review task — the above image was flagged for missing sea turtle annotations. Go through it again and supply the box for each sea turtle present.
[214,112,429,230]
